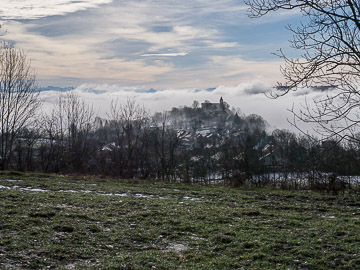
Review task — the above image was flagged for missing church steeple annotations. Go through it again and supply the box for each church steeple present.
[220,96,225,111]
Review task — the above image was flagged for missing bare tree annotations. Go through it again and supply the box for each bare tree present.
[43,93,94,172]
[109,98,150,177]
[15,120,42,171]
[246,1,360,142]
[152,111,180,181]
[0,42,40,170]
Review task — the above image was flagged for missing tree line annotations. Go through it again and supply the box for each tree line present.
[1,40,360,192]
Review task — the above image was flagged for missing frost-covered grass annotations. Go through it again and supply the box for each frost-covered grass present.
[0,171,360,269]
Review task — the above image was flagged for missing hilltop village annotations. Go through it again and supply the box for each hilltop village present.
[152,97,267,150]
[92,97,288,183]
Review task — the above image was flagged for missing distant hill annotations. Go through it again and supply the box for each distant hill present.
[36,86,75,92]
[153,97,269,134]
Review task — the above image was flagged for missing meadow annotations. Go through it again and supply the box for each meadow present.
[0,171,360,269]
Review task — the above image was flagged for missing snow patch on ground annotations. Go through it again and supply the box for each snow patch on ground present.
[165,243,188,254]
[183,196,201,201]
[0,184,202,201]
[322,215,336,219]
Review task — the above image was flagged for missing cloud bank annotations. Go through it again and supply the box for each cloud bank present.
[39,82,325,134]
[1,0,289,88]
[0,0,113,19]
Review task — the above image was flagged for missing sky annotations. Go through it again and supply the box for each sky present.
[0,0,317,132]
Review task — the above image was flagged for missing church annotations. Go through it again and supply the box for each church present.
[201,97,226,112]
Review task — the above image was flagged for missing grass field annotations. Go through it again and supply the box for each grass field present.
[0,172,360,269]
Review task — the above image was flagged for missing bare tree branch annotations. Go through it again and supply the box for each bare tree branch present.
[0,42,41,170]
[247,0,360,142]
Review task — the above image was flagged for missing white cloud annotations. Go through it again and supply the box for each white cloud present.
[3,18,282,88]
[0,0,113,19]
[38,82,298,131]
[4,21,173,84]
[110,25,218,52]
[1,0,288,88]
[205,41,239,49]
[39,81,334,136]
[142,52,189,57]
[39,82,325,136]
